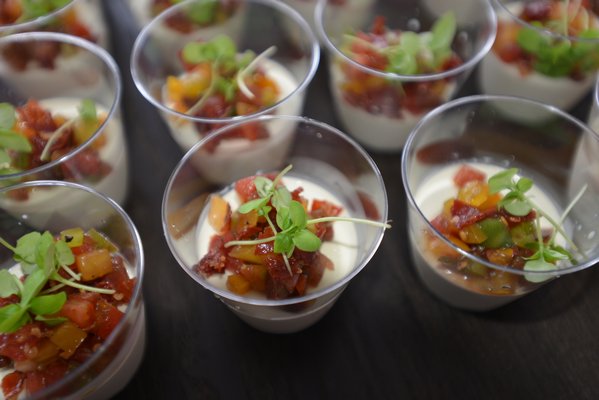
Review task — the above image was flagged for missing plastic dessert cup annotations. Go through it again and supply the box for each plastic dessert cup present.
[131,0,319,153]
[162,115,388,333]
[315,0,496,151]
[280,0,375,45]
[478,0,599,118]
[0,0,109,48]
[0,180,145,400]
[402,95,599,311]
[0,32,129,207]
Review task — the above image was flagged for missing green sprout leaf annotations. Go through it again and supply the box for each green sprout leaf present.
[0,103,16,129]
[0,270,20,298]
[503,200,532,217]
[293,229,321,252]
[29,291,67,316]
[238,197,267,214]
[430,11,457,52]
[187,0,218,26]
[488,168,517,194]
[0,303,28,333]
[78,99,97,123]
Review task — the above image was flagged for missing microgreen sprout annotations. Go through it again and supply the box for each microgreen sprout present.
[516,0,599,77]
[39,98,98,162]
[0,231,115,333]
[0,103,32,176]
[16,0,71,23]
[342,12,457,75]
[223,165,391,275]
[488,168,586,281]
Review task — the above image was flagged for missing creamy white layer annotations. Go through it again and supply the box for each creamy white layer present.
[328,61,455,151]
[410,162,563,310]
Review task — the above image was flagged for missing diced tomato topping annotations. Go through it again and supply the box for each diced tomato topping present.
[450,199,487,229]
[1,371,24,399]
[91,301,123,341]
[59,293,98,330]
[453,165,486,188]
[24,359,69,395]
[235,176,259,202]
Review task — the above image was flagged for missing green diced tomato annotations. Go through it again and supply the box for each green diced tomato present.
[60,228,84,248]
[479,218,512,249]
[510,221,536,247]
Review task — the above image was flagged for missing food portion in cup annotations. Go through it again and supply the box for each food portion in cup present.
[0,228,137,399]
[194,167,360,300]
[328,14,462,151]
[0,98,128,205]
[411,162,584,310]
[129,0,242,28]
[478,0,599,111]
[0,0,108,47]
[162,34,303,151]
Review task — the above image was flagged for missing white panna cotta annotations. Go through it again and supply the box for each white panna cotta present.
[410,162,564,311]
[0,97,128,214]
[164,59,303,184]
[477,2,597,118]
[328,61,456,151]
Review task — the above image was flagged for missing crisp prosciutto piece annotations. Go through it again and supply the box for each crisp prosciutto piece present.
[450,199,487,229]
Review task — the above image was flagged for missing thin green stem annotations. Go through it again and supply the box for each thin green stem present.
[51,273,115,295]
[0,236,16,253]
[550,183,587,246]
[224,235,276,248]
[40,118,77,161]
[307,216,391,229]
[526,198,580,254]
[60,264,81,281]
[185,60,220,117]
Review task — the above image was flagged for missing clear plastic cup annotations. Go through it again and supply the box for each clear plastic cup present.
[0,180,145,399]
[131,0,320,152]
[0,32,129,206]
[478,0,599,116]
[162,115,388,333]
[316,0,496,151]
[0,0,109,48]
[402,95,599,311]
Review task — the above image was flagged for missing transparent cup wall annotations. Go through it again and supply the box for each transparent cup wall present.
[0,181,145,399]
[163,115,388,333]
[316,0,496,150]
[402,96,599,310]
[0,32,129,206]
[131,0,319,152]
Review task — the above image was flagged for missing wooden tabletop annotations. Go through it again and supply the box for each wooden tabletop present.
[104,2,599,399]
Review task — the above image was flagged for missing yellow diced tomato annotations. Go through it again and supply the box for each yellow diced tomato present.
[457,180,489,207]
[486,248,515,266]
[239,264,267,292]
[60,227,84,248]
[167,76,185,103]
[50,321,88,359]
[32,339,60,364]
[228,245,264,264]
[76,249,113,281]
[208,195,230,233]
[226,274,251,295]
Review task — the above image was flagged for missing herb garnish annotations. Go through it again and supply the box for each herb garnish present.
[0,231,115,333]
[488,168,586,281]
[515,0,599,77]
[223,165,391,275]
[17,0,71,23]
[0,103,32,176]
[342,12,457,74]
[177,34,275,116]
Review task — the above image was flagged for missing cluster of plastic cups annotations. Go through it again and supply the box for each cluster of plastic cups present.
[1,0,599,397]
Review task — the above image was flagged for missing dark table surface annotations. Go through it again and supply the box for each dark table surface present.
[104,1,599,399]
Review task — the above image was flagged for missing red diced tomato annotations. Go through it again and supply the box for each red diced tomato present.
[59,293,98,330]
[453,165,486,188]
[24,359,69,395]
[234,175,259,202]
[91,301,123,340]
[1,371,24,400]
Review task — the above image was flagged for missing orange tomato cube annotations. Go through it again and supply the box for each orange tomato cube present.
[50,321,87,359]
[226,274,251,295]
[208,195,231,233]
[75,249,113,281]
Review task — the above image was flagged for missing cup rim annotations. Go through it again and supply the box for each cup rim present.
[0,0,79,33]
[314,0,498,82]
[0,179,145,399]
[162,114,389,306]
[493,0,599,43]
[130,0,321,124]
[0,31,123,181]
[401,94,599,277]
